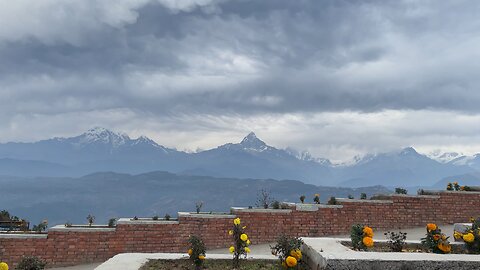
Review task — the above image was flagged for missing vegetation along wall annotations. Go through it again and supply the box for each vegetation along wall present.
[1,191,479,267]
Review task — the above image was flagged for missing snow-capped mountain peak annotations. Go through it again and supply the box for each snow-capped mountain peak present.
[78,127,130,147]
[427,150,463,163]
[240,132,267,150]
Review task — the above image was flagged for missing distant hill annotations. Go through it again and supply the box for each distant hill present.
[0,171,391,226]
[0,127,477,186]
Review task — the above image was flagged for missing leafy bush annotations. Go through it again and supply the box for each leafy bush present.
[455,217,480,253]
[327,197,337,205]
[15,256,46,270]
[86,214,95,226]
[108,218,116,227]
[350,224,374,251]
[272,200,280,209]
[347,194,354,199]
[384,231,407,252]
[313,194,320,204]
[164,214,171,220]
[299,195,306,203]
[270,235,304,269]
[229,218,251,268]
[360,193,367,200]
[187,235,206,270]
[421,223,451,254]
[256,189,273,209]
[195,201,204,214]
[395,188,407,194]
[446,182,454,191]
[152,215,159,220]
[32,220,47,233]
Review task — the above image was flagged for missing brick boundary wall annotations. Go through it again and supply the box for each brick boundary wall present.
[1,191,479,267]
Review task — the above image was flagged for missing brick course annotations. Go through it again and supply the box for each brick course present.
[1,191,479,267]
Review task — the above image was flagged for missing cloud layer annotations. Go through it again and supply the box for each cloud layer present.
[1,0,480,160]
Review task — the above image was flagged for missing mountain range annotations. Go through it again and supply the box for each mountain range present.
[0,127,479,187]
[0,171,391,226]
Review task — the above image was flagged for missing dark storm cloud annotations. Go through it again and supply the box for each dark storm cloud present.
[2,0,479,116]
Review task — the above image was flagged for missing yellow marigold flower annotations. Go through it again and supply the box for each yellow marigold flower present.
[245,247,251,253]
[454,231,463,239]
[0,262,8,270]
[247,239,251,245]
[228,230,233,235]
[433,234,441,241]
[362,236,374,248]
[290,249,302,260]
[240,233,248,241]
[198,255,205,260]
[363,226,374,237]
[187,249,193,256]
[426,223,437,232]
[229,246,235,253]
[233,218,241,225]
[438,242,451,253]
[286,256,297,267]
[463,233,475,243]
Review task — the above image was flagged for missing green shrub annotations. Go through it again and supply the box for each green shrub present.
[164,214,171,220]
[270,235,304,269]
[15,256,46,270]
[395,188,407,194]
[347,194,354,199]
[108,218,116,227]
[360,193,367,200]
[152,215,159,220]
[299,195,306,203]
[327,197,337,205]
[272,201,280,209]
[187,235,206,270]
[350,224,374,251]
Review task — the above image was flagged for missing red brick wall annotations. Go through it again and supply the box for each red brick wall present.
[1,191,479,267]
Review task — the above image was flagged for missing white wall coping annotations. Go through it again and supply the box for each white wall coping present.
[391,194,441,199]
[49,225,116,232]
[302,237,480,265]
[178,212,236,218]
[336,198,394,204]
[117,218,179,225]
[231,207,292,213]
[0,233,47,239]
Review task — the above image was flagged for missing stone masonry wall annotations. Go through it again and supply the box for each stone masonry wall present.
[1,191,479,267]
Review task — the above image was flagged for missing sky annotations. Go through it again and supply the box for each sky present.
[1,0,480,162]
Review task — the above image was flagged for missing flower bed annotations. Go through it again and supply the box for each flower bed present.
[341,241,466,254]
[139,259,280,270]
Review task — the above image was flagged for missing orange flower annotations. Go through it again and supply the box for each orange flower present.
[426,223,437,232]
[198,255,205,260]
[285,256,298,267]
[362,236,374,248]
[438,242,451,253]
[187,249,193,256]
[363,226,374,237]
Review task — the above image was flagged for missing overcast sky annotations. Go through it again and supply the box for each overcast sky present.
[1,0,480,162]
